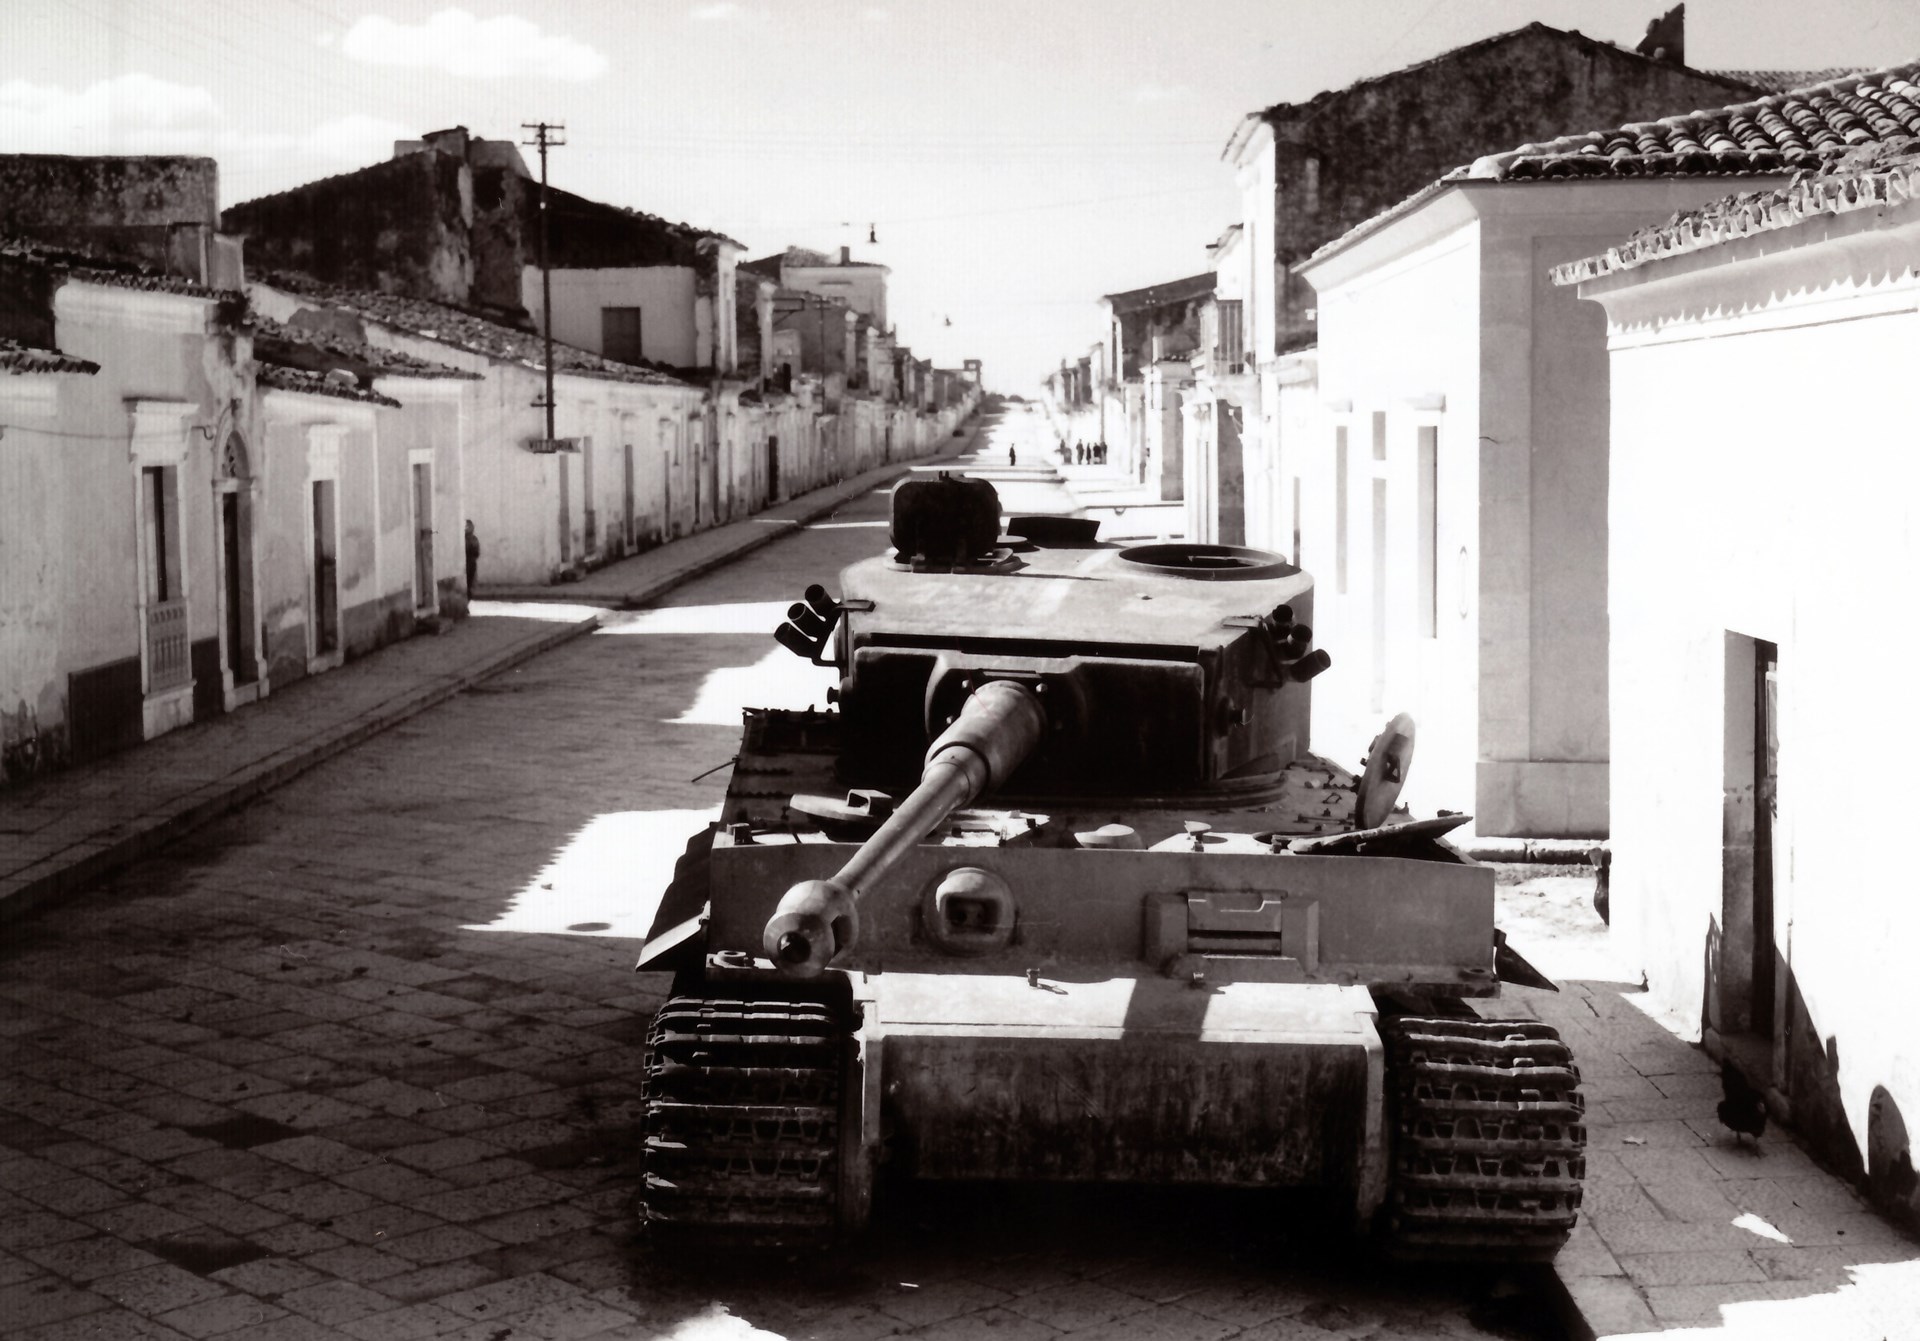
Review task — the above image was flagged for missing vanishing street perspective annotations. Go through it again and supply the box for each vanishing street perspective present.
[4,2,1920,1339]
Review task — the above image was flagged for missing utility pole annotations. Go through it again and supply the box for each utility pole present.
[521,122,566,443]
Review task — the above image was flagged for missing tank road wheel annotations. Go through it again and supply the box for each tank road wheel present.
[641,990,850,1253]
[1379,1017,1587,1261]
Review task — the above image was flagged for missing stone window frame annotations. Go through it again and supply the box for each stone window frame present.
[305,423,348,675]
[127,398,197,738]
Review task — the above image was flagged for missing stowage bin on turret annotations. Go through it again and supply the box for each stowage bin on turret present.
[637,473,1584,1263]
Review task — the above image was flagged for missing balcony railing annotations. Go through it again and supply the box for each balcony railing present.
[147,599,191,694]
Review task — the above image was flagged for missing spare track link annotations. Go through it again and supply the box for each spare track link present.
[1381,1016,1586,1261]
[642,992,848,1252]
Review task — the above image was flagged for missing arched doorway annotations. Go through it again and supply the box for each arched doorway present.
[214,431,264,704]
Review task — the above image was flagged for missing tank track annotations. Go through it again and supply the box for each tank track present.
[641,991,848,1252]
[1380,1016,1586,1261]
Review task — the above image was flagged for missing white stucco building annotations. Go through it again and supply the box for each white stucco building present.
[1275,64,1912,836]
[1561,95,1920,1224]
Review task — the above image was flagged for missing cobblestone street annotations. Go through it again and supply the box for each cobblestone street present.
[0,423,1558,1339]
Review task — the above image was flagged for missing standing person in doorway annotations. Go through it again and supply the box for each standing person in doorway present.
[464,520,480,594]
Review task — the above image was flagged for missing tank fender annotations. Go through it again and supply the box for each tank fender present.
[635,824,716,973]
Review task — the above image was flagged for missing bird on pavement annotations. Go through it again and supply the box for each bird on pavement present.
[1718,1061,1768,1148]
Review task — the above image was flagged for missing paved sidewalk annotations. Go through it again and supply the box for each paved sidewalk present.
[0,434,975,924]
[478,438,977,608]
[1489,880,1920,1339]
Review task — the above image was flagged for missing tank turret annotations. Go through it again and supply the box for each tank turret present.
[805,472,1331,800]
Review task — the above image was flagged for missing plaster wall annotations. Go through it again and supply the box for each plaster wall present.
[1144,364,1189,503]
[1586,205,1920,1223]
[255,396,379,676]
[0,377,93,778]
[20,283,244,762]
[369,386,465,606]
[524,266,700,368]
[1298,217,1482,820]
[783,265,887,329]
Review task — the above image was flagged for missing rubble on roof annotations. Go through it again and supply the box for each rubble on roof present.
[252,315,479,383]
[255,364,402,407]
[0,337,99,376]
[261,273,695,387]
[0,235,242,302]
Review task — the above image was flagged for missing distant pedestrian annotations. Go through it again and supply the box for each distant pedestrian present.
[1008,445,1018,467]
[464,520,480,592]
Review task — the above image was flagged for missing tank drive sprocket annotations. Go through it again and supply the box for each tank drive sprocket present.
[641,990,850,1251]
[1380,1016,1586,1261]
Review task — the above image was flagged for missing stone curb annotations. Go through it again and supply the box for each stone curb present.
[479,424,987,609]
[0,615,598,924]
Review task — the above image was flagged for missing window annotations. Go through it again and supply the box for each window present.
[1417,426,1438,638]
[142,466,180,603]
[1216,300,1244,371]
[1371,479,1388,712]
[602,307,643,364]
[1371,409,1387,462]
[1334,425,1349,595]
[1290,476,1303,564]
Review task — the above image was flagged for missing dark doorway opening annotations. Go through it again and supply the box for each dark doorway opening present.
[1719,632,1779,1053]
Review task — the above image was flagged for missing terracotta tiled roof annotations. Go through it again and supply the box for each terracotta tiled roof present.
[261,275,694,386]
[1103,272,1215,313]
[255,365,402,407]
[0,237,241,301]
[0,338,99,376]
[1710,68,1863,95]
[1553,136,1920,283]
[1303,63,1920,269]
[252,316,479,381]
[1470,64,1920,181]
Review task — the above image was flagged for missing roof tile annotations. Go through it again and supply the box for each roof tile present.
[0,338,100,377]
[1473,64,1920,181]
[251,315,479,381]
[1103,272,1216,313]
[255,365,402,407]
[260,275,694,387]
[0,236,241,301]
[1553,134,1920,283]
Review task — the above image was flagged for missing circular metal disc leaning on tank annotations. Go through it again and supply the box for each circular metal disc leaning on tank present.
[1355,712,1417,830]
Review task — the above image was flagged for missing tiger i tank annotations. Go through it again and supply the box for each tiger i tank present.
[636,473,1584,1260]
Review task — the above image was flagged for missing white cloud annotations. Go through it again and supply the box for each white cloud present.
[0,73,420,203]
[690,2,739,18]
[0,73,222,151]
[340,9,607,81]
[302,113,413,165]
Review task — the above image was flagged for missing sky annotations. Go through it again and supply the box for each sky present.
[7,1,1920,391]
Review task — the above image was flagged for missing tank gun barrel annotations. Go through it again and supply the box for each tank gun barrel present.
[763,679,1046,976]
